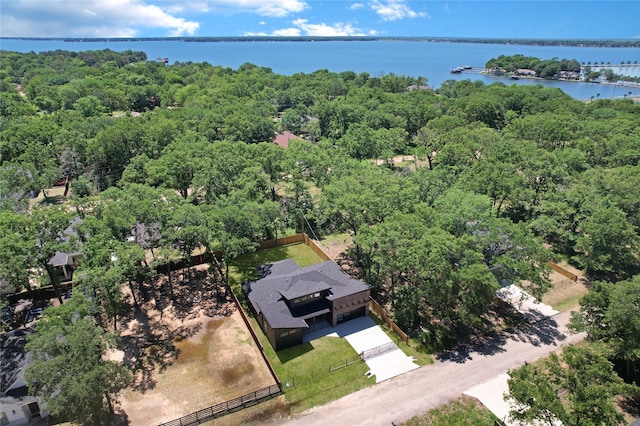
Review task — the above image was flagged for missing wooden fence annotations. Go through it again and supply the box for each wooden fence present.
[546,261,578,282]
[369,299,409,344]
[158,384,282,426]
[258,233,305,250]
[304,234,331,261]
[257,233,331,264]
[227,284,281,385]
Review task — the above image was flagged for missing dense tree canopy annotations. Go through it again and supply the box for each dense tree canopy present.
[1,49,639,419]
[25,295,132,424]
[506,343,637,426]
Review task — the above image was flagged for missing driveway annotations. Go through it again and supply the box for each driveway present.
[303,316,419,383]
[287,311,585,426]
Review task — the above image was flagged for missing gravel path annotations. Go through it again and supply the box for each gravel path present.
[285,311,584,426]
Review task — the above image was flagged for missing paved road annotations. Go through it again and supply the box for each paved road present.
[285,311,585,426]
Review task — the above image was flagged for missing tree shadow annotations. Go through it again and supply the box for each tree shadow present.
[437,315,568,364]
[276,342,314,363]
[117,264,234,393]
[164,268,234,321]
[119,309,181,392]
[618,396,640,420]
[108,410,130,426]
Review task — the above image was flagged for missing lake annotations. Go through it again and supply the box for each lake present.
[2,38,639,100]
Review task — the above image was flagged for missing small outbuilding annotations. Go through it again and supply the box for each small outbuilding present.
[244,259,371,351]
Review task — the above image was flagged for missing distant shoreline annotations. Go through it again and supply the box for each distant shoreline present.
[1,36,639,48]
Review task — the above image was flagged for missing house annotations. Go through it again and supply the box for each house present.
[244,259,371,351]
[406,84,433,91]
[1,327,48,425]
[47,218,83,282]
[272,131,302,149]
[515,68,537,77]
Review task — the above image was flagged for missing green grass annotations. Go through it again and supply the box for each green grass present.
[404,396,499,426]
[246,314,375,413]
[274,336,375,412]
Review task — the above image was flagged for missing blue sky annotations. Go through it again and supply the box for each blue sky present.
[1,1,638,39]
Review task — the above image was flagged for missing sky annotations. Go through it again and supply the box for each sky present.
[1,1,639,40]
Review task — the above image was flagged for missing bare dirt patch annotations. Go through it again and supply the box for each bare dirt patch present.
[314,234,352,263]
[542,263,588,312]
[111,264,276,425]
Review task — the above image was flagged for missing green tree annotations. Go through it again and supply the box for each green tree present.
[0,211,33,295]
[25,295,132,424]
[570,276,640,381]
[574,203,639,279]
[506,344,636,426]
[146,134,208,199]
[29,206,74,304]
[73,95,106,117]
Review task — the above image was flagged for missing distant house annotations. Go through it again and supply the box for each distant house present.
[559,70,580,80]
[272,131,302,149]
[406,84,433,91]
[515,69,537,77]
[48,218,83,282]
[244,259,371,351]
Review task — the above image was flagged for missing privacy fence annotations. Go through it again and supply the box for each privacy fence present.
[546,261,579,282]
[257,233,331,262]
[369,299,409,344]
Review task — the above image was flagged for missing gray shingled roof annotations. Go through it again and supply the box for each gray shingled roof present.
[245,259,370,330]
[48,217,82,267]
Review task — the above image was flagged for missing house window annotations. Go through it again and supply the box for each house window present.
[279,329,297,337]
[292,292,322,305]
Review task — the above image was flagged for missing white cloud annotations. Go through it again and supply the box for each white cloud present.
[1,0,200,37]
[204,0,308,17]
[291,18,366,36]
[272,28,302,36]
[250,18,369,37]
[350,3,364,9]
[370,0,429,21]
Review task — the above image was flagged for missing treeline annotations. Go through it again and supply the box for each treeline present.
[1,48,639,341]
[486,54,581,77]
[7,37,637,48]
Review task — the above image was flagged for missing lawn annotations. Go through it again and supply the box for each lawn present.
[272,335,375,413]
[403,395,499,426]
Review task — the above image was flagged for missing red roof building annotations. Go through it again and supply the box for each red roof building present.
[272,131,302,149]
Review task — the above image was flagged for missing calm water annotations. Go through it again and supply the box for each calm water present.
[2,38,639,100]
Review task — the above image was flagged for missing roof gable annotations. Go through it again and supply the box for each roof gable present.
[245,259,369,329]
